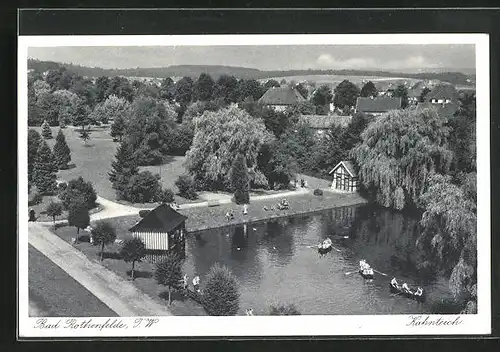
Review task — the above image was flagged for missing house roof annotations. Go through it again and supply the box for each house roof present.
[425,83,459,102]
[300,114,351,129]
[258,86,306,106]
[355,97,402,113]
[417,102,460,118]
[328,161,358,177]
[129,204,187,233]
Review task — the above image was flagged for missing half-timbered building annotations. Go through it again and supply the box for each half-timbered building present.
[328,161,359,192]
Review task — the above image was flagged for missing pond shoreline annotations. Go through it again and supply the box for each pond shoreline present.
[181,190,368,233]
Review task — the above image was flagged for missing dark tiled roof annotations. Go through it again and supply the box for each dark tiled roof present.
[258,86,306,105]
[300,114,351,129]
[355,97,402,113]
[416,102,460,118]
[129,204,187,233]
[425,83,459,102]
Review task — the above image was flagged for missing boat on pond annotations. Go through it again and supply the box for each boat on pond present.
[359,259,374,279]
[389,278,425,302]
[318,238,333,253]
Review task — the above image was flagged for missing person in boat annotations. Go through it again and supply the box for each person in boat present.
[183,274,189,292]
[391,277,399,287]
[360,259,370,270]
[415,287,423,296]
[263,206,269,211]
[402,282,412,293]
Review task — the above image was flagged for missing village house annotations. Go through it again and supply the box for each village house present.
[258,85,306,111]
[300,114,351,137]
[328,160,360,193]
[354,96,402,116]
[416,83,460,118]
[129,204,188,262]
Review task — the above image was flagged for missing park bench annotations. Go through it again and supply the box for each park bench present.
[207,200,220,207]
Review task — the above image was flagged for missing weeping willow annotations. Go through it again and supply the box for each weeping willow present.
[350,108,453,210]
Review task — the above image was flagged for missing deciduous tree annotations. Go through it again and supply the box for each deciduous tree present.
[393,84,409,108]
[58,176,97,210]
[194,73,215,101]
[120,238,146,280]
[350,108,453,210]
[333,80,360,111]
[155,252,183,305]
[67,196,90,235]
[360,81,378,98]
[45,201,63,223]
[41,120,53,139]
[185,104,272,191]
[91,220,117,261]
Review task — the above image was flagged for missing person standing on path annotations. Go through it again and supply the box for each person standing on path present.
[193,275,200,293]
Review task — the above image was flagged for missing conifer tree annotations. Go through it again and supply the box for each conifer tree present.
[33,140,58,194]
[41,120,53,139]
[28,129,42,183]
[108,141,138,192]
[53,129,72,169]
[231,153,250,204]
[110,114,126,142]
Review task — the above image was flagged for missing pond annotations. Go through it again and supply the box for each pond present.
[181,204,460,315]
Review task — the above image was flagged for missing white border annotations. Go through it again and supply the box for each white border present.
[18,34,490,337]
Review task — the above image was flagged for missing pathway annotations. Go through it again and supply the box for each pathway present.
[39,187,313,225]
[28,222,172,317]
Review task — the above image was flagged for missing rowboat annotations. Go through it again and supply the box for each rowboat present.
[359,260,374,279]
[318,238,333,253]
[389,279,425,302]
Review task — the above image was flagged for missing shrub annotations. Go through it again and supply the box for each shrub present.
[139,210,151,218]
[29,192,43,206]
[158,188,175,204]
[269,303,301,315]
[175,175,198,200]
[313,188,323,196]
[203,263,240,316]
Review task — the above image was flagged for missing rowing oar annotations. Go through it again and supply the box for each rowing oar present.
[373,269,389,277]
[345,271,357,275]
[331,246,342,252]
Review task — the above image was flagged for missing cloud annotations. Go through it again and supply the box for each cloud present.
[315,53,440,70]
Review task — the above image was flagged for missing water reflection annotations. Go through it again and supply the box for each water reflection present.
[183,204,456,315]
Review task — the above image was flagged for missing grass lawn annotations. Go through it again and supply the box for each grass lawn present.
[52,218,207,316]
[29,244,117,317]
[30,125,195,204]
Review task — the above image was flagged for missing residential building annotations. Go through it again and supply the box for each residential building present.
[258,85,306,111]
[354,97,402,116]
[417,83,460,118]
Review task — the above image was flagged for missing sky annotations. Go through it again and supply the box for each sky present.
[28,44,475,72]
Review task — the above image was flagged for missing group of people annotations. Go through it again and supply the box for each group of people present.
[391,277,423,296]
[359,259,371,271]
[225,205,249,221]
[182,274,201,294]
[293,178,307,188]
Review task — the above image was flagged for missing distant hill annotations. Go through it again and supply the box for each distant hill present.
[27,59,474,86]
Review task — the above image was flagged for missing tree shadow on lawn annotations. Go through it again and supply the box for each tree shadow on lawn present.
[101,251,123,260]
[126,270,153,279]
[159,290,188,303]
